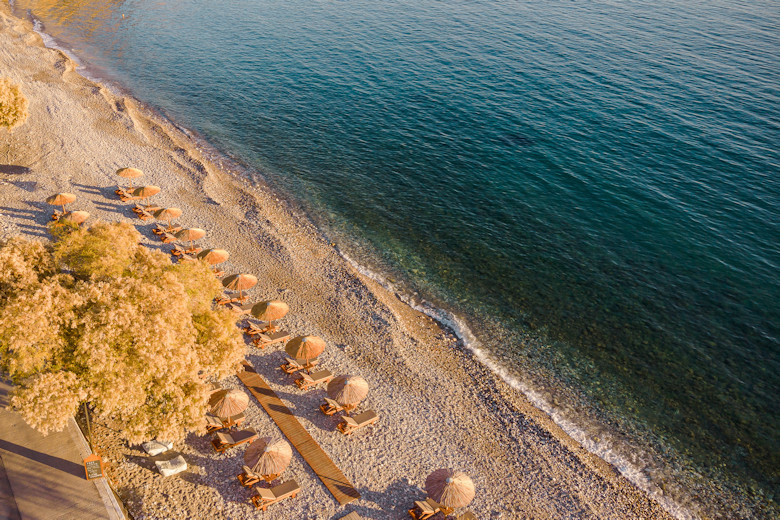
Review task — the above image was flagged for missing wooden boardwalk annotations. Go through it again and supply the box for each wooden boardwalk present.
[237,363,360,505]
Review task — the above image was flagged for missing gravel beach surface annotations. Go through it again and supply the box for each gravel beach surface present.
[0,7,674,520]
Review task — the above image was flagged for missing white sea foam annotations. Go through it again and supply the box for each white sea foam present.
[337,247,698,520]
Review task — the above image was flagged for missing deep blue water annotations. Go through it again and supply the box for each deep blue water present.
[11,1,779,518]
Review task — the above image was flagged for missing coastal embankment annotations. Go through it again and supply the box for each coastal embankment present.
[0,6,675,519]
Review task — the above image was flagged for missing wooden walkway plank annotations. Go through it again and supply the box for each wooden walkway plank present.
[237,362,360,505]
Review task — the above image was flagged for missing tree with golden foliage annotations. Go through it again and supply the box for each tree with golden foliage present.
[0,78,29,161]
[0,222,246,442]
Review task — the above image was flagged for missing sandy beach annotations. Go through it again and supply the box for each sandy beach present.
[0,6,675,520]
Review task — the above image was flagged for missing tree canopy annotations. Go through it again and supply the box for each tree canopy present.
[0,77,29,131]
[0,222,246,442]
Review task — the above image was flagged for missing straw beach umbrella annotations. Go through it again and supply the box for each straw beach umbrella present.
[197,248,229,265]
[153,207,182,231]
[175,227,206,250]
[425,469,475,513]
[327,375,368,412]
[222,274,258,301]
[60,210,90,225]
[285,336,326,369]
[46,192,76,214]
[250,300,289,331]
[132,185,160,206]
[116,167,143,189]
[244,437,292,479]
[208,388,249,418]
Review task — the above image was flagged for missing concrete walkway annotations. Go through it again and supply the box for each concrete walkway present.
[0,380,124,520]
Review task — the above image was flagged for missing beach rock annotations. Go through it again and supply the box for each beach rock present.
[142,440,173,456]
[155,455,187,477]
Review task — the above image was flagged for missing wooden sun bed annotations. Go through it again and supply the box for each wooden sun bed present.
[337,410,379,435]
[319,397,345,416]
[253,330,291,349]
[250,479,300,511]
[135,209,154,221]
[408,498,441,520]
[204,411,246,433]
[211,427,258,453]
[171,245,202,257]
[158,232,176,244]
[132,204,161,214]
[237,465,279,487]
[295,369,333,391]
[224,302,254,314]
[280,357,318,374]
[152,224,182,235]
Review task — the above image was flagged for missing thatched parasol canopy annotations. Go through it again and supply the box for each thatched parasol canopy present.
[208,388,249,418]
[197,248,230,265]
[153,207,182,221]
[327,375,369,408]
[60,210,90,224]
[244,437,292,476]
[116,167,143,179]
[116,167,143,181]
[175,228,206,242]
[250,300,289,322]
[285,336,325,367]
[425,469,475,509]
[46,193,76,213]
[132,185,160,199]
[222,274,258,292]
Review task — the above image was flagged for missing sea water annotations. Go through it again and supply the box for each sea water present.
[10,1,779,518]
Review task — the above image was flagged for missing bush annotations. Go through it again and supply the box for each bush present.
[0,223,246,442]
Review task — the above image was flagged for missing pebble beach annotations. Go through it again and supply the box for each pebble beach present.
[0,6,677,520]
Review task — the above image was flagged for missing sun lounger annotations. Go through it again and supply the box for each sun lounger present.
[158,232,176,244]
[295,369,333,391]
[237,465,261,487]
[250,479,300,511]
[132,204,161,214]
[171,245,202,257]
[118,190,141,202]
[237,465,279,487]
[280,357,318,374]
[136,209,154,221]
[408,498,441,520]
[178,253,197,263]
[224,302,253,314]
[253,330,291,349]
[215,295,246,306]
[319,397,345,416]
[205,411,246,433]
[152,224,182,235]
[211,428,258,453]
[337,410,379,435]
[214,268,225,277]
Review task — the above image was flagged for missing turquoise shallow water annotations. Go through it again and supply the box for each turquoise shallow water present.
[11,0,779,518]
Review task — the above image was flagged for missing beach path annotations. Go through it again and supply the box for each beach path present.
[237,362,361,505]
[0,380,124,519]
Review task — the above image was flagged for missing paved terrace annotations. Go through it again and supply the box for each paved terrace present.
[0,380,124,520]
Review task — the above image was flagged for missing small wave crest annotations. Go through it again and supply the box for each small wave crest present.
[337,247,697,520]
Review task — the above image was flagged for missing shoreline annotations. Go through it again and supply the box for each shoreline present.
[0,6,678,520]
